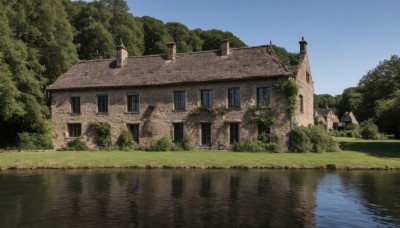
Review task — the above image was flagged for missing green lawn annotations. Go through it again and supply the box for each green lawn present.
[1,137,400,170]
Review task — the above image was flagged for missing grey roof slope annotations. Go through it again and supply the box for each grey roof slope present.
[47,45,292,91]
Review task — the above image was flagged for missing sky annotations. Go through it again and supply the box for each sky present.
[127,0,400,95]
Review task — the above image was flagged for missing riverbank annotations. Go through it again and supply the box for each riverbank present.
[1,137,400,170]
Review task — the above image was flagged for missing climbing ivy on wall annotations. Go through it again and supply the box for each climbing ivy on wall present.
[274,79,299,118]
[92,122,112,148]
[185,107,227,123]
[247,104,276,126]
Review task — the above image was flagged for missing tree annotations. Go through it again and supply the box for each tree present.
[140,16,172,55]
[358,55,400,121]
[314,94,339,109]
[0,2,49,145]
[198,29,246,51]
[336,87,362,117]
[272,45,300,66]
[375,89,400,138]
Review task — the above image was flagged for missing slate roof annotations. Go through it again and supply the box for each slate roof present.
[47,45,292,91]
[315,108,337,118]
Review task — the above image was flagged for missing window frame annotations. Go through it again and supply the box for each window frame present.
[97,95,109,113]
[173,123,184,143]
[174,91,186,111]
[228,87,241,109]
[201,123,212,146]
[229,122,240,145]
[68,123,82,138]
[200,90,213,108]
[127,94,140,112]
[127,124,140,144]
[70,96,81,114]
[256,87,271,106]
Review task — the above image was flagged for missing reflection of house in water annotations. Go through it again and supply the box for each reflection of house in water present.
[314,108,359,130]
[64,170,321,227]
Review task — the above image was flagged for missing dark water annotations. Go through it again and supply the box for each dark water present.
[0,169,399,228]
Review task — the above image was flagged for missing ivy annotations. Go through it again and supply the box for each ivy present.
[185,107,227,122]
[274,79,299,118]
[92,122,112,148]
[248,104,276,126]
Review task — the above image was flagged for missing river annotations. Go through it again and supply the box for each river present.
[0,169,399,227]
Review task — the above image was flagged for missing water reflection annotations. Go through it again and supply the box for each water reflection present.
[0,169,399,227]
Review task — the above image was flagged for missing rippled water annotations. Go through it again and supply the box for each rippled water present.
[0,169,399,227]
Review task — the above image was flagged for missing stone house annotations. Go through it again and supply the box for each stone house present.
[47,38,314,149]
[314,108,340,130]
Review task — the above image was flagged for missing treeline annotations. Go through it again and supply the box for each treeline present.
[314,55,400,138]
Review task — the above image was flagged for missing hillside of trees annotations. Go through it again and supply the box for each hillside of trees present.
[314,55,400,138]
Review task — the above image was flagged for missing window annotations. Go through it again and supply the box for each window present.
[68,123,81,137]
[201,90,213,108]
[173,123,184,143]
[127,95,139,112]
[230,123,240,144]
[228,88,240,108]
[174,91,186,110]
[201,123,212,146]
[128,124,139,143]
[300,95,304,113]
[258,124,270,142]
[97,95,108,113]
[306,72,310,83]
[71,97,80,114]
[257,87,271,106]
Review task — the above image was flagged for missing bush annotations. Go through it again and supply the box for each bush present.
[18,132,53,150]
[174,134,194,151]
[234,140,265,152]
[309,125,329,152]
[66,138,89,151]
[148,137,173,151]
[233,138,284,153]
[289,125,340,153]
[117,130,135,150]
[288,126,311,152]
[360,120,380,139]
[92,122,112,148]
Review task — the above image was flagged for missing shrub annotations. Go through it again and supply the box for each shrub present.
[66,138,89,151]
[18,132,53,150]
[176,134,193,151]
[309,125,329,152]
[117,130,135,150]
[148,137,173,151]
[92,122,112,148]
[360,120,380,139]
[289,125,340,153]
[234,140,265,152]
[288,126,311,152]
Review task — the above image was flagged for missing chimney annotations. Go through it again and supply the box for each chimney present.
[167,42,176,60]
[220,39,229,56]
[116,40,128,68]
[299,36,308,54]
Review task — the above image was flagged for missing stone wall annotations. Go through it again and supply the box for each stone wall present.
[50,78,293,149]
[293,53,314,127]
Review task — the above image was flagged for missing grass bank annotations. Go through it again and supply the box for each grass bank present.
[0,137,400,170]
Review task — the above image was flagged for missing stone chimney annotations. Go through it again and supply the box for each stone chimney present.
[220,39,229,56]
[116,40,128,68]
[167,42,176,60]
[299,36,308,54]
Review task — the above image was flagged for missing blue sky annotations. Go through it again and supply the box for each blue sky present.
[128,0,400,95]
